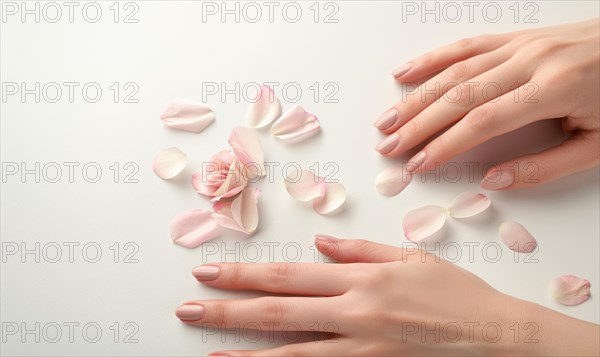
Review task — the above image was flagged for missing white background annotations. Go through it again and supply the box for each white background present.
[1,1,599,355]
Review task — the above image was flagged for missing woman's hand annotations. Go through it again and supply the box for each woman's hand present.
[375,18,600,190]
[176,237,599,356]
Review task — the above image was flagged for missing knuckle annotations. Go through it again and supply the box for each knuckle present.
[446,61,470,82]
[226,263,244,286]
[257,297,288,324]
[267,263,295,286]
[455,37,474,49]
[466,105,495,131]
[444,83,475,107]
[213,301,230,326]
[418,52,435,67]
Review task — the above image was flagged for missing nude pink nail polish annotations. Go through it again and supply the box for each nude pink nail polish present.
[376,134,399,155]
[176,304,205,321]
[193,265,220,281]
[374,108,398,130]
[481,170,514,190]
[315,234,340,244]
[392,62,412,78]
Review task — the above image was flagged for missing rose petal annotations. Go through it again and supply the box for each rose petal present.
[210,158,248,202]
[313,183,346,215]
[160,99,214,133]
[270,105,321,143]
[402,205,447,242]
[153,147,187,180]
[284,169,327,202]
[375,166,413,196]
[228,127,265,178]
[246,85,281,128]
[170,209,220,248]
[499,221,537,253]
[549,275,591,306]
[212,187,261,234]
[447,192,491,218]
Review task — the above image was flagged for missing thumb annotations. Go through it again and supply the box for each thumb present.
[314,235,406,263]
[481,131,600,190]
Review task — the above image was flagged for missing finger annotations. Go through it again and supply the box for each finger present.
[192,262,351,296]
[176,297,340,331]
[413,83,551,172]
[378,55,532,157]
[376,47,512,134]
[211,337,355,357]
[480,131,600,190]
[392,33,513,82]
[315,236,406,263]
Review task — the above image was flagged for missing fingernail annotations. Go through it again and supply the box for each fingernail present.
[175,304,205,321]
[376,134,399,155]
[374,108,398,130]
[392,62,412,78]
[407,151,426,173]
[193,265,220,281]
[315,234,340,244]
[481,170,514,190]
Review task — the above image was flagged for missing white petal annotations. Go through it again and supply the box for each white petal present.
[246,85,281,128]
[160,99,214,133]
[231,187,261,234]
[153,147,187,180]
[228,127,265,178]
[375,166,413,196]
[313,182,346,215]
[284,169,326,202]
[447,192,491,218]
[402,205,447,242]
[499,221,537,253]
[549,275,591,306]
[170,209,220,248]
[271,105,321,143]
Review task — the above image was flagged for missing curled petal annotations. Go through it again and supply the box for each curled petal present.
[284,169,326,202]
[153,147,187,180]
[210,158,248,201]
[213,187,261,234]
[375,166,412,197]
[228,127,265,178]
[499,221,537,253]
[447,192,491,218]
[170,209,220,248]
[402,205,447,242]
[160,99,214,133]
[549,275,591,306]
[246,85,281,128]
[313,183,346,215]
[271,105,321,143]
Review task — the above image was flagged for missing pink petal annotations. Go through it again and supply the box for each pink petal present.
[549,275,591,306]
[402,205,447,242]
[270,105,321,143]
[228,127,265,178]
[447,192,491,218]
[211,201,241,233]
[312,183,346,215]
[170,209,220,248]
[499,221,537,253]
[153,147,187,180]
[212,187,261,234]
[210,158,248,202]
[246,85,281,128]
[160,99,214,133]
[375,166,413,196]
[284,169,327,202]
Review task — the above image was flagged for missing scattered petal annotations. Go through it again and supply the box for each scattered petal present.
[403,205,447,242]
[447,192,491,218]
[549,275,591,306]
[160,99,214,133]
[153,147,187,180]
[246,85,281,128]
[209,158,248,201]
[375,166,412,196]
[228,127,265,178]
[499,221,537,253]
[170,209,220,248]
[213,187,261,234]
[312,182,346,215]
[284,169,326,202]
[271,105,321,143]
